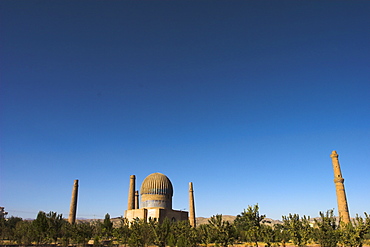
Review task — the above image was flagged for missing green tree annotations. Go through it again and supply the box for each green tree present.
[0,217,5,244]
[170,220,197,247]
[46,211,65,243]
[102,213,113,240]
[274,223,290,247]
[33,211,49,244]
[1,216,23,243]
[72,222,94,246]
[91,220,104,246]
[339,213,370,247]
[234,204,265,247]
[208,214,236,247]
[128,218,153,247]
[197,223,212,246]
[113,217,130,246]
[60,221,72,247]
[167,232,176,247]
[313,210,339,247]
[14,220,35,245]
[282,213,311,247]
[261,224,281,247]
[150,217,172,247]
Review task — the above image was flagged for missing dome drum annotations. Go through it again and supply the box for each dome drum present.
[141,198,171,209]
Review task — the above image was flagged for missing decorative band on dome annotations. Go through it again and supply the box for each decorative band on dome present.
[143,188,171,195]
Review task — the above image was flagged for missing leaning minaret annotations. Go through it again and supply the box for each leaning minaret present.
[189,182,196,227]
[68,180,79,224]
[127,175,136,210]
[330,150,350,223]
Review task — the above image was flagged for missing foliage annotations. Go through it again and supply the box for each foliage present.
[2,208,370,247]
[127,218,153,247]
[282,213,312,247]
[14,220,35,245]
[177,220,197,247]
[197,223,212,246]
[150,217,171,247]
[273,223,290,247]
[0,216,22,242]
[102,213,113,240]
[167,220,196,247]
[60,221,72,247]
[234,204,265,247]
[33,211,50,244]
[208,214,236,247]
[113,217,130,246]
[313,209,339,247]
[72,222,94,246]
[260,224,281,247]
[46,211,65,243]
[339,213,370,247]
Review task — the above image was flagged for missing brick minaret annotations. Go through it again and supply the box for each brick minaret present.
[68,180,79,224]
[135,190,139,209]
[189,182,196,227]
[330,151,350,223]
[127,175,136,210]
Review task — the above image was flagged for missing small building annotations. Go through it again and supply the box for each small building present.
[0,207,8,219]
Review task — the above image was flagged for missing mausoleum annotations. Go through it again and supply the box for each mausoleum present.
[124,172,195,226]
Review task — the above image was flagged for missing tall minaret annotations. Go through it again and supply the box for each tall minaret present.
[134,190,139,209]
[189,182,196,227]
[330,151,350,223]
[127,175,136,210]
[68,180,79,224]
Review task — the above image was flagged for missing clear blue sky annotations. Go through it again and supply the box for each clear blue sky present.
[1,1,369,220]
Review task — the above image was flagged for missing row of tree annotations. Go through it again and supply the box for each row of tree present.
[1,205,370,247]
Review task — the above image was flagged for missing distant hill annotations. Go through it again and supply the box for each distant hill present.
[196,215,236,225]
[196,215,283,225]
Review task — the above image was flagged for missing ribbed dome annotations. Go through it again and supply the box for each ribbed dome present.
[140,173,173,196]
